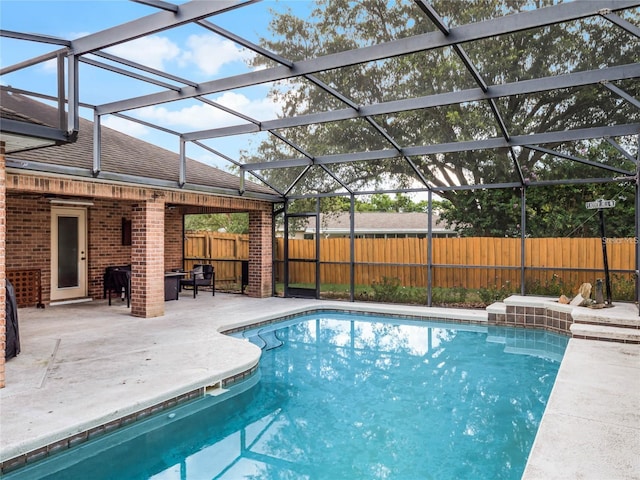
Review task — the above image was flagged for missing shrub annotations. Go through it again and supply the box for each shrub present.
[371,276,403,302]
[477,281,514,304]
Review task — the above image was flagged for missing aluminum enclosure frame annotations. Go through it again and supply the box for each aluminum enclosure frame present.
[1,0,639,306]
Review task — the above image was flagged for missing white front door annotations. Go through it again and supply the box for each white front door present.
[50,207,88,301]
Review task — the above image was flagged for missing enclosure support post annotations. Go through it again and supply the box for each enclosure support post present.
[598,208,613,305]
[283,200,289,299]
[520,187,527,296]
[635,135,640,315]
[350,194,355,303]
[271,204,277,297]
[315,197,320,299]
[427,190,433,307]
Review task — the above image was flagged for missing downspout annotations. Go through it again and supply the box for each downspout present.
[92,110,101,177]
[66,54,79,138]
[179,139,186,188]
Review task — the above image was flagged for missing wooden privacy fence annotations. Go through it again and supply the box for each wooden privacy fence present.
[276,237,635,290]
[185,232,635,291]
[184,232,249,285]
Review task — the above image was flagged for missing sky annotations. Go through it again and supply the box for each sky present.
[0,0,314,170]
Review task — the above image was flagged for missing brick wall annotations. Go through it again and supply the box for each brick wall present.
[4,197,187,306]
[164,207,183,271]
[87,200,132,299]
[5,196,51,302]
[130,200,165,318]
[5,170,274,311]
[248,209,273,298]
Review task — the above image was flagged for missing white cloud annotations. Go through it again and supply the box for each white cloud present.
[214,91,283,122]
[41,58,58,73]
[105,36,180,70]
[180,34,254,76]
[102,116,150,137]
[136,91,282,130]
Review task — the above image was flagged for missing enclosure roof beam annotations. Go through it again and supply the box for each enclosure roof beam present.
[522,145,634,176]
[190,140,285,196]
[200,18,422,187]
[70,0,253,55]
[183,64,640,141]
[110,112,182,136]
[79,57,182,91]
[605,137,638,163]
[131,0,179,13]
[602,81,640,110]
[241,123,640,171]
[283,174,628,199]
[601,11,640,38]
[0,48,68,75]
[197,19,294,68]
[91,51,199,87]
[96,0,636,114]
[0,29,71,46]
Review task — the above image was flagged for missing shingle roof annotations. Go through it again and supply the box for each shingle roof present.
[308,212,454,234]
[2,91,278,197]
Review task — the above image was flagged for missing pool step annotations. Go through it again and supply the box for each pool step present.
[260,331,284,350]
[247,335,266,349]
[247,331,283,350]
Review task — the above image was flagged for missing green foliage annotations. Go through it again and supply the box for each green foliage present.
[244,1,637,237]
[322,193,428,213]
[430,286,468,305]
[436,178,636,238]
[477,281,516,304]
[525,274,572,297]
[184,213,249,234]
[371,276,403,302]
[611,274,636,302]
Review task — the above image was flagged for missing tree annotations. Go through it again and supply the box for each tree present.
[436,142,636,237]
[184,213,249,234]
[242,0,638,237]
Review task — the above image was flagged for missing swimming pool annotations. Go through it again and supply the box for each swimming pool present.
[6,311,567,479]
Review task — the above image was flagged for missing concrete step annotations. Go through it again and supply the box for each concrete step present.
[570,322,640,343]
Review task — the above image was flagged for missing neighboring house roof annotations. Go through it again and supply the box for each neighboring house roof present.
[304,212,455,235]
[2,91,278,198]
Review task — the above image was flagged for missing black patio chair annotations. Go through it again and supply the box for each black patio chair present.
[180,264,215,298]
[103,265,131,307]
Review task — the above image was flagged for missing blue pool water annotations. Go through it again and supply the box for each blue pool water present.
[7,312,567,480]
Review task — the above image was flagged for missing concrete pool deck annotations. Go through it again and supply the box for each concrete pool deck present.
[1,294,638,478]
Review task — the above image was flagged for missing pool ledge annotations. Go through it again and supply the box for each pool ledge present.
[522,337,640,479]
[2,295,637,478]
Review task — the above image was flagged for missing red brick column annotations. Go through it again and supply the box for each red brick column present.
[248,209,273,298]
[0,142,6,387]
[130,199,165,318]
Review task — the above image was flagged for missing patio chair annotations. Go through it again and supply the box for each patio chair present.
[103,265,131,307]
[180,264,215,298]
